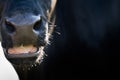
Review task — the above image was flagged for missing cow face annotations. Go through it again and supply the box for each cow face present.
[0,0,56,65]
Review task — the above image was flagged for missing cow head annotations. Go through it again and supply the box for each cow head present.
[0,0,57,65]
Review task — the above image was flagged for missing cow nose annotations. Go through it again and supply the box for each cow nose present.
[5,14,41,34]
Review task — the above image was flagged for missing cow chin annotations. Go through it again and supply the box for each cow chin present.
[3,46,45,66]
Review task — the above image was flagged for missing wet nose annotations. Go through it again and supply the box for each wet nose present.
[5,14,42,35]
[4,14,43,46]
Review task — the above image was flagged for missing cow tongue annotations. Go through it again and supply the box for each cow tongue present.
[8,45,37,54]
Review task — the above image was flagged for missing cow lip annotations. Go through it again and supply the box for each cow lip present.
[4,47,41,59]
[3,46,45,65]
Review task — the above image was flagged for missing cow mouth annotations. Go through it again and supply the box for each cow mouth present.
[3,45,44,65]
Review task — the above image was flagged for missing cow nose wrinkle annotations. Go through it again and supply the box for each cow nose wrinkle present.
[5,20,16,34]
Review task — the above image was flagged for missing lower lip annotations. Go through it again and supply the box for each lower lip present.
[6,52,40,59]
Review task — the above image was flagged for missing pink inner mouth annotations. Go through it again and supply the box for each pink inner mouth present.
[8,45,37,54]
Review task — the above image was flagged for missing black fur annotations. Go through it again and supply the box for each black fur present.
[1,0,120,80]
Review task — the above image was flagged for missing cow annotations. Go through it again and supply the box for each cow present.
[0,0,56,65]
[0,0,56,80]
[1,0,120,80]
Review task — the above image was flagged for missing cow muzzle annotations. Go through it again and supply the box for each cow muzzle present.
[1,13,47,65]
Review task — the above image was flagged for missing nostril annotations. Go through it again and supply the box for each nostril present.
[5,21,16,33]
[33,19,42,31]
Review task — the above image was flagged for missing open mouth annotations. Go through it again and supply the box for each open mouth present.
[3,45,44,65]
[5,45,40,58]
[4,45,41,58]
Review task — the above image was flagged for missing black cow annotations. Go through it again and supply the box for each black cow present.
[1,0,120,80]
[0,0,56,80]
[0,0,56,65]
